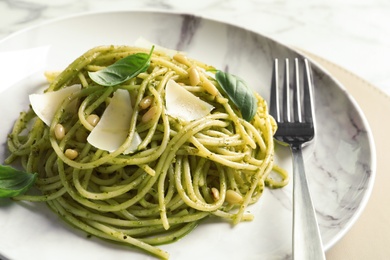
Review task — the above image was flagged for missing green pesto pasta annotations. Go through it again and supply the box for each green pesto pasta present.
[5,45,288,259]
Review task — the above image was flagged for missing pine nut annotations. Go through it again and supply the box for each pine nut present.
[86,114,100,127]
[200,73,219,96]
[225,190,243,205]
[173,53,189,65]
[188,66,200,86]
[142,106,158,123]
[211,187,220,201]
[139,96,153,110]
[64,149,78,160]
[54,124,65,140]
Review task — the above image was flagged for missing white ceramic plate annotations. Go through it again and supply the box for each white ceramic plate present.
[0,11,375,260]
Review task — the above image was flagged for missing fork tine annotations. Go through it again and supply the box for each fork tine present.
[303,59,314,123]
[270,58,314,125]
[270,59,280,122]
[282,59,290,123]
[293,58,302,123]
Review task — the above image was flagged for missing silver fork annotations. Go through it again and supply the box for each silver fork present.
[270,58,326,260]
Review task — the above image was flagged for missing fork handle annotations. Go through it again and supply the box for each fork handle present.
[292,145,326,260]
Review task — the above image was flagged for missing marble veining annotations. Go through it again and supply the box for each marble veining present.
[175,15,202,51]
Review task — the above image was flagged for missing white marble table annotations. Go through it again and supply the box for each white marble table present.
[1,1,389,260]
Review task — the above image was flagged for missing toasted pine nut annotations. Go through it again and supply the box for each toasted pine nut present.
[142,106,158,123]
[188,66,200,86]
[225,190,243,205]
[54,124,65,140]
[173,53,189,65]
[64,149,78,160]
[211,187,220,201]
[86,114,100,127]
[199,73,219,96]
[139,96,153,110]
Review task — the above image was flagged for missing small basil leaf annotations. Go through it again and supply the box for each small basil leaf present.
[88,46,155,87]
[215,70,258,122]
[0,165,37,198]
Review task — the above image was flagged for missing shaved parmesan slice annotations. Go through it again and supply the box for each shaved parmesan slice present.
[165,79,214,121]
[134,37,181,57]
[29,84,81,126]
[87,89,141,154]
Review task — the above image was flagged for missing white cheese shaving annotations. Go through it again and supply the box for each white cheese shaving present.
[165,79,214,121]
[87,89,142,154]
[29,84,81,126]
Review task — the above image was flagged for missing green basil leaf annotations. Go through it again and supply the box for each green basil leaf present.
[215,70,258,122]
[0,165,37,198]
[88,46,155,87]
